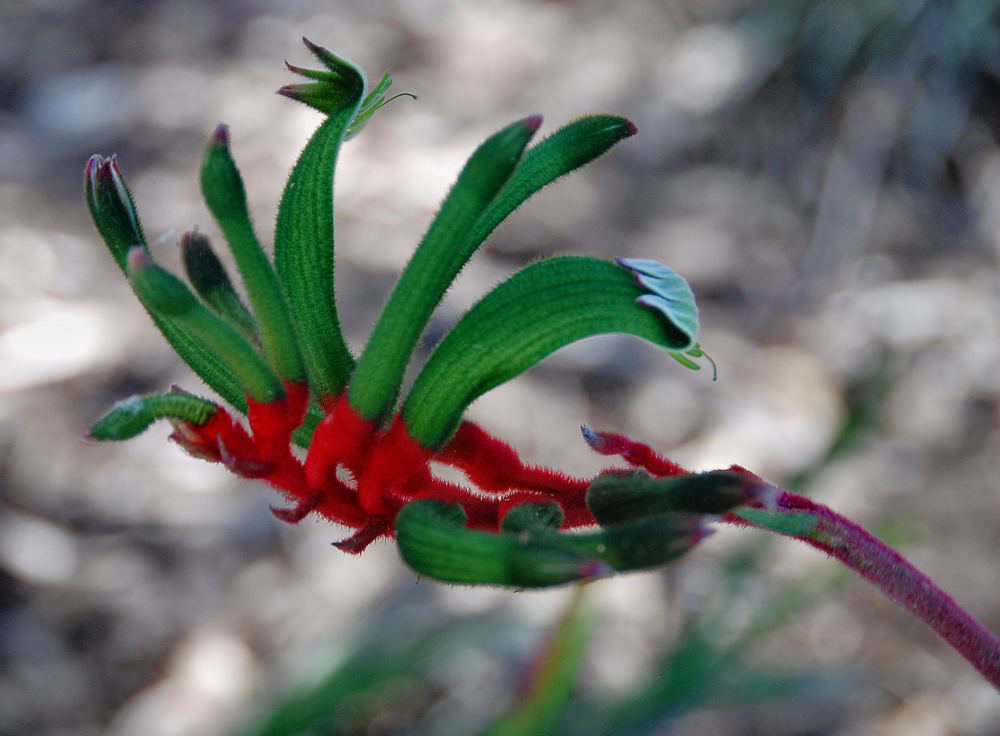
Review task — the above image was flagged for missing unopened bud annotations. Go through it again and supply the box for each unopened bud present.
[181,230,258,341]
[587,470,769,524]
[85,154,145,267]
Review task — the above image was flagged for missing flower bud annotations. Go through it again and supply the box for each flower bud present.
[586,469,770,524]
[127,246,285,404]
[86,389,217,441]
[84,154,145,268]
[181,230,258,342]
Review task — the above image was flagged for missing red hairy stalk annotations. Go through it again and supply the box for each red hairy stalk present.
[181,388,600,545]
[724,482,1000,689]
[594,430,1000,690]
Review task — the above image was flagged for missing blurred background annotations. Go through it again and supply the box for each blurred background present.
[3,0,1000,733]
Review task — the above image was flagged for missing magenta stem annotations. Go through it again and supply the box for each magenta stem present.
[726,489,1000,690]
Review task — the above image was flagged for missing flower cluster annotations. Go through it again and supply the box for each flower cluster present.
[85,38,760,586]
[80,45,1000,694]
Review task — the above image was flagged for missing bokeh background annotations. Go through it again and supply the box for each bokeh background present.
[3,0,1000,734]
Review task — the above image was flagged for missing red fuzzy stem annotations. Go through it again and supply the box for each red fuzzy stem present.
[313,480,368,528]
[583,433,1000,688]
[440,421,590,497]
[357,415,435,516]
[246,382,311,503]
[726,483,1000,690]
[170,408,266,474]
[246,382,307,460]
[305,395,376,495]
[581,425,688,477]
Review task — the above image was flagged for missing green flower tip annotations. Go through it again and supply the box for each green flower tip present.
[84,153,104,199]
[82,394,147,442]
[301,35,343,69]
[617,257,698,351]
[179,229,202,256]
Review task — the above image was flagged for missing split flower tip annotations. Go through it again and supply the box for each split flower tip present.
[85,151,145,266]
[84,152,103,181]
[616,257,698,351]
[276,84,303,104]
[85,152,119,183]
[298,37,359,72]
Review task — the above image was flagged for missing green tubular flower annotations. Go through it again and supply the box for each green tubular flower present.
[273,39,367,401]
[200,125,306,384]
[347,115,542,423]
[86,390,218,441]
[402,256,702,449]
[84,155,247,411]
[126,247,284,404]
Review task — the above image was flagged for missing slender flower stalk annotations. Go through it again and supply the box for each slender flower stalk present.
[585,428,1000,689]
[729,486,1000,689]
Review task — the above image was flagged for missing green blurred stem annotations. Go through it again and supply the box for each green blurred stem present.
[480,585,594,736]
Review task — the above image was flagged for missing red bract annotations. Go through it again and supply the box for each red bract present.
[200,391,597,552]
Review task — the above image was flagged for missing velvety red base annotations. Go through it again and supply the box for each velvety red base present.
[174,389,616,551]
